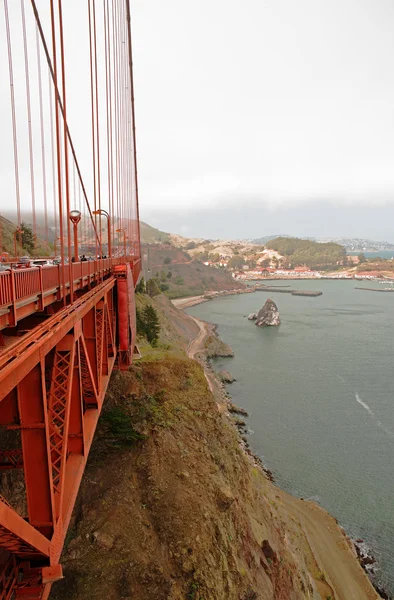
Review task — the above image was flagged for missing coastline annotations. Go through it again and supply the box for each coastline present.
[175,299,384,600]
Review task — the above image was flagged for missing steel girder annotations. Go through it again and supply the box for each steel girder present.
[0,278,118,599]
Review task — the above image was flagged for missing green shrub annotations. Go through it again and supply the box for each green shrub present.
[101,406,145,447]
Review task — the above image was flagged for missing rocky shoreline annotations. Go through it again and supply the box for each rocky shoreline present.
[192,316,389,599]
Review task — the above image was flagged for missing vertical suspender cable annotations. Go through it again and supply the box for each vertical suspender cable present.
[112,0,120,255]
[88,0,98,261]
[92,2,103,259]
[4,0,22,235]
[50,0,66,304]
[106,0,115,258]
[104,0,112,258]
[36,24,49,248]
[21,0,37,239]
[49,68,58,250]
[125,0,141,260]
[57,0,73,301]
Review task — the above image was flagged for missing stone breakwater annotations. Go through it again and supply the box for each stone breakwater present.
[256,286,322,297]
[172,288,255,309]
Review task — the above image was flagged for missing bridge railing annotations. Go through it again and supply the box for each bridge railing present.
[0,273,13,307]
[0,257,140,328]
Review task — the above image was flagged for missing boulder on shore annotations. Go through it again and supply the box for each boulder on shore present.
[218,369,236,384]
[255,299,281,327]
[248,313,257,320]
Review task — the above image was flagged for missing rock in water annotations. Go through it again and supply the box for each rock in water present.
[218,369,236,383]
[248,312,257,320]
[255,299,281,327]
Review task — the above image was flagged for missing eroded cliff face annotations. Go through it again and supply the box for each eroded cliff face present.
[51,357,322,600]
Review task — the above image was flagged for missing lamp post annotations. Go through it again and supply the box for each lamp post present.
[69,210,82,262]
[93,209,111,258]
[116,228,126,257]
[13,229,22,259]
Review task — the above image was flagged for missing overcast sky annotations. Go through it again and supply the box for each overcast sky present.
[1,1,394,241]
[131,0,394,240]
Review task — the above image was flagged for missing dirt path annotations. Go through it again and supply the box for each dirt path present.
[186,316,215,393]
[186,316,209,358]
[279,494,380,600]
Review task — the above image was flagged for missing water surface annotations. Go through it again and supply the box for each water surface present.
[187,280,394,594]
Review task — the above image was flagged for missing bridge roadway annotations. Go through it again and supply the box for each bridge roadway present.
[0,258,140,332]
[0,258,140,599]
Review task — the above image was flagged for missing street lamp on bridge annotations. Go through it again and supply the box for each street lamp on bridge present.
[93,209,111,258]
[69,210,82,262]
[116,228,126,257]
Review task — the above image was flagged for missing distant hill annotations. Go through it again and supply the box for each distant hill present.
[317,237,394,252]
[265,237,346,269]
[250,234,290,245]
[140,222,170,244]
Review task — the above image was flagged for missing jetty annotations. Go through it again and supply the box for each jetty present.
[255,286,322,297]
[355,287,394,293]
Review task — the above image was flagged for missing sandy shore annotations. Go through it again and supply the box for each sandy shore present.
[180,304,381,600]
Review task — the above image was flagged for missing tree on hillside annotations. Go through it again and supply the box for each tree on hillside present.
[227,255,244,269]
[146,278,161,297]
[358,253,367,264]
[143,305,160,345]
[136,308,146,335]
[163,256,171,264]
[135,277,146,294]
[20,222,35,254]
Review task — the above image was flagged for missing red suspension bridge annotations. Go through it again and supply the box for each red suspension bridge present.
[0,1,141,597]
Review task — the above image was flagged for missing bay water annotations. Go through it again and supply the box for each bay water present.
[187,280,394,595]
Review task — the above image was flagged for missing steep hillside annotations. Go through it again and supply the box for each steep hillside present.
[0,215,19,254]
[0,214,51,256]
[143,243,242,298]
